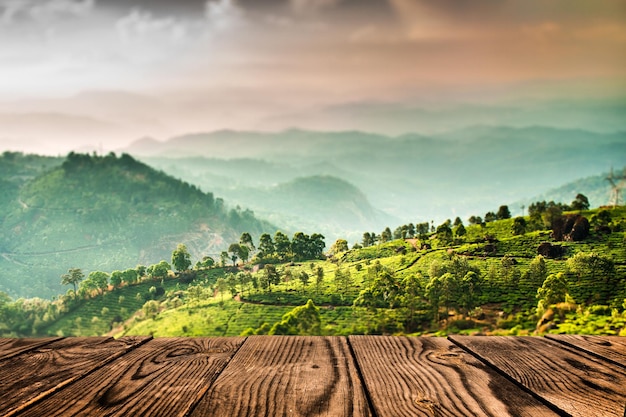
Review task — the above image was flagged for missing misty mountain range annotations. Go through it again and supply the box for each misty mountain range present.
[126,126,625,227]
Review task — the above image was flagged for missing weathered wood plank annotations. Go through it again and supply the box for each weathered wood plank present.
[0,336,149,417]
[450,335,626,417]
[545,334,626,368]
[17,337,244,417]
[0,337,61,361]
[190,336,372,417]
[349,335,559,417]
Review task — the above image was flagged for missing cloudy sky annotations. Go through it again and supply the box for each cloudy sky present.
[0,0,624,153]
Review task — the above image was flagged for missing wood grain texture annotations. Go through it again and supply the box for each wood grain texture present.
[0,337,61,361]
[0,336,149,417]
[545,334,626,368]
[18,337,244,417]
[190,336,372,417]
[449,336,626,417]
[349,335,559,417]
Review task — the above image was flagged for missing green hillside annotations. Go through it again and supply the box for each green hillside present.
[3,204,624,338]
[0,152,275,298]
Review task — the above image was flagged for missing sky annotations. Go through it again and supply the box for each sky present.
[0,0,625,154]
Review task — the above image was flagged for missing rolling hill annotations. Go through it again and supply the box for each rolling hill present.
[0,152,275,298]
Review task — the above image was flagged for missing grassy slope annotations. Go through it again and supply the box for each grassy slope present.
[33,206,626,338]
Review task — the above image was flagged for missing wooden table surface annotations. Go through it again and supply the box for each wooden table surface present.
[0,335,624,417]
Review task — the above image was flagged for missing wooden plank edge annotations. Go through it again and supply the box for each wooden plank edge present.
[346,336,380,417]
[184,336,249,417]
[447,336,571,417]
[543,335,626,370]
[4,336,153,417]
[0,337,64,362]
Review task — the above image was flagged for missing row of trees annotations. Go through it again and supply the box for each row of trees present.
[369,195,594,249]
[251,231,326,263]
[361,248,617,331]
[61,260,173,300]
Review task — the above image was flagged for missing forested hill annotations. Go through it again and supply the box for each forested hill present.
[0,152,275,298]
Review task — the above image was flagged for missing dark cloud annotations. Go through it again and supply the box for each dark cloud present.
[99,0,206,16]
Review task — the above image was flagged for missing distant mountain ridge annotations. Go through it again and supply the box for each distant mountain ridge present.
[128,126,626,225]
[511,168,626,210]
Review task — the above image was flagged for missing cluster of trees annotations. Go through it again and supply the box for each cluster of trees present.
[253,231,325,263]
[469,205,512,225]
[351,247,620,333]
[60,260,172,301]
[211,231,327,268]
[354,256,483,330]
[361,222,431,247]
[213,262,326,299]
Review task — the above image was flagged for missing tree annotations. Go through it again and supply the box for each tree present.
[142,300,159,319]
[219,251,229,267]
[298,271,310,292]
[454,223,466,238]
[401,273,423,330]
[215,277,228,302]
[512,216,527,235]
[269,300,321,335]
[171,244,191,272]
[381,227,392,243]
[195,256,215,269]
[330,238,349,255]
[88,271,109,296]
[239,232,255,251]
[257,233,275,259]
[542,202,563,229]
[291,232,309,261]
[228,243,248,266]
[453,217,463,227]
[122,268,139,285]
[393,226,407,240]
[110,270,123,288]
[571,193,590,211]
[407,223,416,238]
[149,260,170,280]
[136,265,146,279]
[590,210,611,227]
[459,271,481,317]
[497,205,511,220]
[425,276,443,324]
[334,267,353,294]
[440,272,460,319]
[435,221,452,243]
[484,212,497,223]
[354,266,400,309]
[315,266,324,294]
[526,255,547,288]
[309,233,325,259]
[468,215,482,225]
[61,268,84,298]
[264,264,280,292]
[362,232,373,247]
[274,231,291,261]
[537,273,568,313]
[566,251,616,303]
